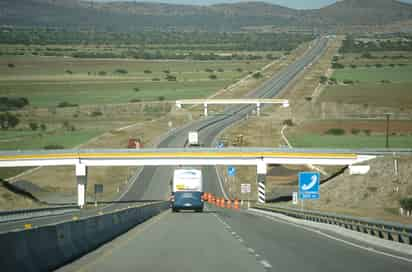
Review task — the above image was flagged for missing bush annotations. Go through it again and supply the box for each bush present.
[98,71,107,76]
[205,68,214,73]
[320,76,328,84]
[44,144,64,150]
[361,52,373,59]
[0,97,29,111]
[0,112,19,129]
[375,63,383,68]
[236,68,243,72]
[165,74,176,81]
[217,68,224,72]
[134,87,140,92]
[29,122,38,131]
[350,64,357,69]
[91,111,103,117]
[283,119,294,126]
[331,62,345,69]
[40,123,47,131]
[114,68,128,74]
[163,70,170,74]
[57,101,78,108]
[381,80,391,84]
[252,72,262,79]
[144,70,152,74]
[400,197,412,211]
[325,128,345,135]
[129,99,141,103]
[343,80,354,85]
[152,78,160,81]
[329,77,337,84]
[351,128,360,135]
[65,70,73,74]
[7,63,15,68]
[209,74,217,80]
[363,129,371,136]
[157,96,165,101]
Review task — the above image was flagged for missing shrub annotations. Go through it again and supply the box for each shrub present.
[375,63,383,68]
[57,101,78,108]
[205,68,214,73]
[351,128,360,135]
[98,71,107,76]
[325,128,345,135]
[329,77,337,84]
[129,99,141,103]
[157,96,165,101]
[163,70,170,74]
[29,122,38,131]
[320,76,328,84]
[217,68,224,72]
[252,72,262,79]
[343,80,354,85]
[40,123,47,131]
[381,80,391,84]
[236,68,243,72]
[283,119,294,126]
[65,70,73,74]
[400,197,412,211]
[165,74,176,81]
[331,62,345,69]
[152,78,160,81]
[209,74,217,80]
[350,64,357,69]
[133,87,140,92]
[114,68,128,74]
[91,111,103,117]
[44,144,64,150]
[7,63,15,68]
[144,70,152,74]
[363,129,371,136]
[361,52,373,59]
[0,112,19,129]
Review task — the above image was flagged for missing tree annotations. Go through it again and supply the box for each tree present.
[40,123,47,131]
[0,112,19,130]
[320,76,328,84]
[29,122,38,131]
[252,72,262,79]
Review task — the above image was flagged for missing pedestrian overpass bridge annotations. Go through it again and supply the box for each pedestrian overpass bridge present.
[1,148,408,207]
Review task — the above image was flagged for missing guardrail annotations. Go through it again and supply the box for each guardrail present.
[253,204,412,245]
[0,206,79,223]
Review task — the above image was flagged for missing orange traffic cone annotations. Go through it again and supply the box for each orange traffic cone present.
[203,193,209,202]
[234,199,239,209]
[226,199,232,209]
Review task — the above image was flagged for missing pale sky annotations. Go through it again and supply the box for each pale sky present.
[93,0,412,10]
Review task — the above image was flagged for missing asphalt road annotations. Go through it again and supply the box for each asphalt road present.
[59,36,412,271]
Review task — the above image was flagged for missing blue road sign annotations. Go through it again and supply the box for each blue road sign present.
[217,142,224,148]
[227,166,236,177]
[298,172,320,200]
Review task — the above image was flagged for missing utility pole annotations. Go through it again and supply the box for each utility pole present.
[385,113,392,148]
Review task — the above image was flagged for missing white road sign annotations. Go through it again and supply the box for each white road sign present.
[241,183,251,194]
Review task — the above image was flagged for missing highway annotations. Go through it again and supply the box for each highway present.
[58,36,412,271]
[4,36,412,271]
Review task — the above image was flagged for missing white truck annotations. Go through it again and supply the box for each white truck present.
[171,169,203,212]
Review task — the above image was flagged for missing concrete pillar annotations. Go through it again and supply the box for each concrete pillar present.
[76,163,88,208]
[204,103,208,117]
[257,162,267,204]
[256,103,261,117]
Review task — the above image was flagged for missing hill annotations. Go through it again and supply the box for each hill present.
[0,0,412,31]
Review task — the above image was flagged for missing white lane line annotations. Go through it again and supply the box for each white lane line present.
[248,248,255,254]
[214,166,229,199]
[260,260,273,269]
[249,209,412,264]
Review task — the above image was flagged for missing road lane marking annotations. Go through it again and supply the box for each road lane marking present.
[249,209,412,264]
[260,260,272,269]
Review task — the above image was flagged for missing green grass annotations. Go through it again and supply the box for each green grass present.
[333,65,412,83]
[289,134,412,149]
[0,80,232,107]
[0,129,102,150]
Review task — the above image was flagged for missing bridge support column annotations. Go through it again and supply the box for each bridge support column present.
[256,162,267,203]
[76,163,88,208]
[204,103,208,117]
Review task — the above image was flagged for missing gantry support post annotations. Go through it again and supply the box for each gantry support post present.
[256,162,267,203]
[76,163,88,208]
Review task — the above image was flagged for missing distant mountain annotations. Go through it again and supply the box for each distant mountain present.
[1,0,412,31]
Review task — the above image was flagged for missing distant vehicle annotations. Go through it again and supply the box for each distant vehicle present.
[188,131,200,147]
[171,169,203,212]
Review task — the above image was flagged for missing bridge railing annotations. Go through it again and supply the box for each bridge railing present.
[253,204,412,245]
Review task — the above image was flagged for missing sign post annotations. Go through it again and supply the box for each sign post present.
[241,183,251,209]
[298,172,320,211]
[94,184,103,207]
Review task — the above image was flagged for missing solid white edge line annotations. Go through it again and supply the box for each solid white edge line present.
[248,208,412,264]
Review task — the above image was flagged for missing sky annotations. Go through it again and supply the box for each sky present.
[94,0,412,10]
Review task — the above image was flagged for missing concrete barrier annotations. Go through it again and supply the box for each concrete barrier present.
[0,201,169,271]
